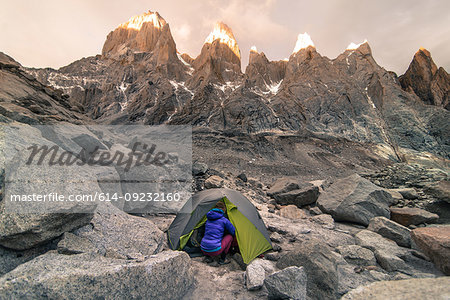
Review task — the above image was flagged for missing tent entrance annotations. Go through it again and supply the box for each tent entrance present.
[223,197,272,264]
[177,196,272,264]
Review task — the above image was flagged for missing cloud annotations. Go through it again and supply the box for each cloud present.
[0,0,448,73]
[172,23,192,43]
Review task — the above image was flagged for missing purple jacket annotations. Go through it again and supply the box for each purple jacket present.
[200,208,235,252]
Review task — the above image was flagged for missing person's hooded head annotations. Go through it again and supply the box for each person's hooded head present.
[214,201,226,213]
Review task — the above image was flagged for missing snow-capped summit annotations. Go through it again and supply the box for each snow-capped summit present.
[205,22,241,59]
[101,10,183,76]
[118,10,166,30]
[292,32,315,53]
[250,46,258,53]
[347,40,368,50]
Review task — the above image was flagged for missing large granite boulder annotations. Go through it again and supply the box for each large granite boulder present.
[342,277,450,300]
[411,226,450,275]
[268,178,319,207]
[0,207,93,250]
[276,238,339,300]
[245,259,266,291]
[245,259,276,291]
[317,174,395,225]
[72,202,165,257]
[0,250,193,299]
[264,266,307,300]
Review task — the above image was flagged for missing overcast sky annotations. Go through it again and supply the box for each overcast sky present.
[1,0,449,74]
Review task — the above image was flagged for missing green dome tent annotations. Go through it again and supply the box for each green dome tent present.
[167,188,272,264]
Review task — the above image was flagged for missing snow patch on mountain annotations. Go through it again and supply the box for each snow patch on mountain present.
[347,40,368,50]
[293,32,315,53]
[205,22,240,59]
[119,11,165,30]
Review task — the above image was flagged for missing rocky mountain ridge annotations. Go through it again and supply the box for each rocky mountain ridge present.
[24,11,449,168]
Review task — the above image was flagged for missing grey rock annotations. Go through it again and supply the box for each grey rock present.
[355,230,406,258]
[386,189,404,202]
[0,244,51,276]
[269,179,319,207]
[310,214,335,229]
[317,174,395,226]
[73,202,164,257]
[264,266,307,300]
[0,207,93,250]
[270,232,283,243]
[277,204,307,220]
[391,272,412,281]
[57,232,94,255]
[336,245,376,266]
[265,252,280,261]
[192,161,208,176]
[392,188,419,200]
[309,206,322,216]
[337,262,376,296]
[272,244,282,252]
[204,175,224,189]
[232,253,247,270]
[367,216,411,248]
[267,178,300,196]
[425,180,450,203]
[374,250,408,272]
[276,238,339,300]
[341,277,450,300]
[237,173,248,182]
[0,250,194,300]
[245,259,266,290]
[369,270,390,281]
[390,207,439,226]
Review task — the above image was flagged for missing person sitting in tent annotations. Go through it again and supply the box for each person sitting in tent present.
[200,201,235,265]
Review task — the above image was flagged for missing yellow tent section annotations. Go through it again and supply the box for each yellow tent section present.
[223,197,272,264]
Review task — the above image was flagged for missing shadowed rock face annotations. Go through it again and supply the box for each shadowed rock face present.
[399,48,449,109]
[245,50,286,92]
[0,52,89,124]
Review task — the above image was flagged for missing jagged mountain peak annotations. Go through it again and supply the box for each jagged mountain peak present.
[250,46,258,53]
[204,22,241,60]
[292,32,315,53]
[118,10,166,31]
[346,39,368,50]
[102,10,172,57]
[411,47,438,74]
[399,47,448,109]
[417,47,432,57]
